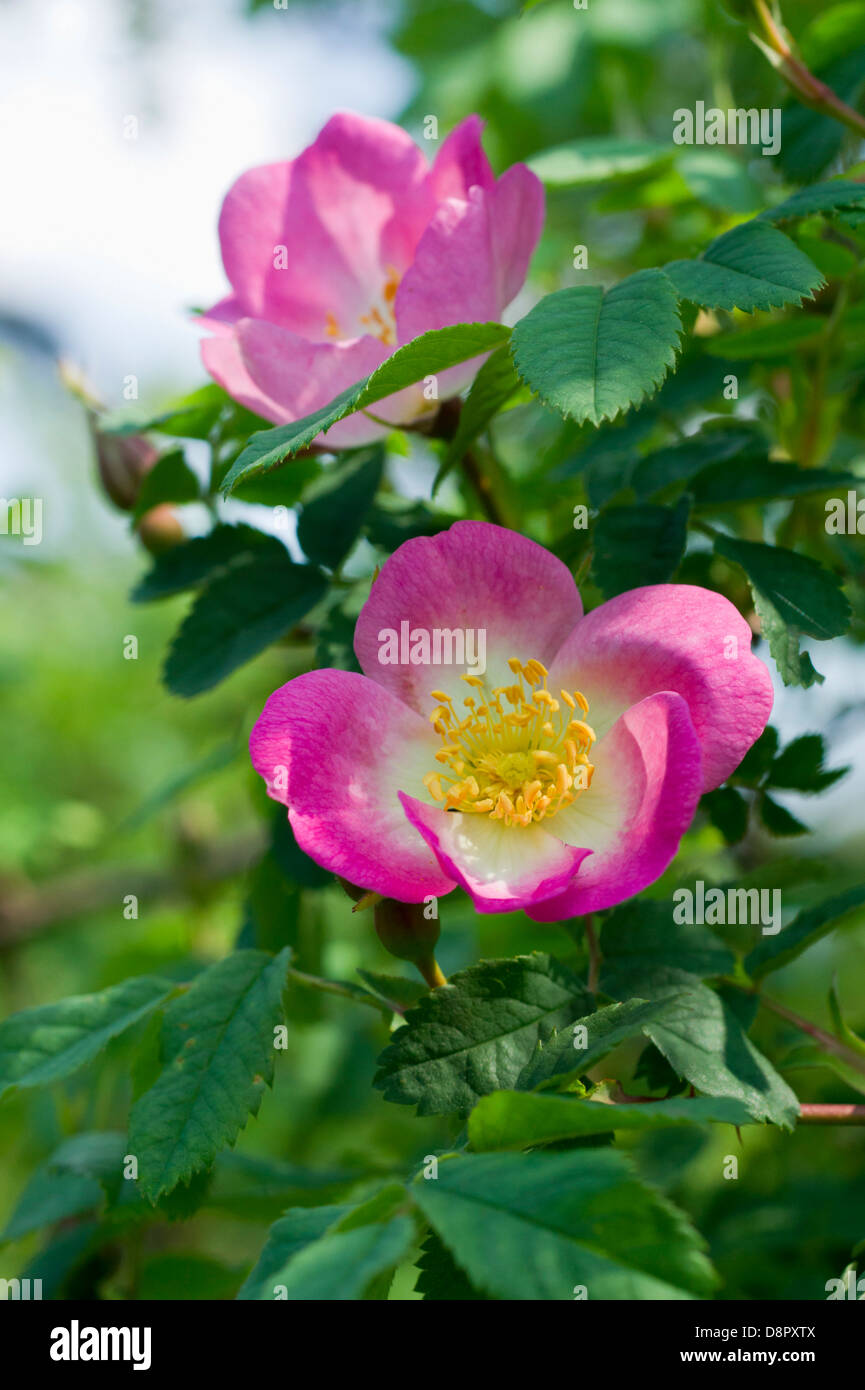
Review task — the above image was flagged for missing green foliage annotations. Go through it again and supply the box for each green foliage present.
[591,497,689,597]
[745,885,865,980]
[468,1091,754,1150]
[128,949,290,1202]
[714,535,852,687]
[220,323,510,492]
[163,547,327,696]
[413,1150,717,1300]
[511,271,682,425]
[296,447,384,569]
[665,222,824,312]
[0,978,173,1102]
[373,954,592,1115]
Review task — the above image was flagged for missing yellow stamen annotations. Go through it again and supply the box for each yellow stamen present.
[423,658,596,828]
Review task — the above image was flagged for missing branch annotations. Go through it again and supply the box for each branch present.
[0,829,267,950]
[799,1103,865,1125]
[751,0,865,140]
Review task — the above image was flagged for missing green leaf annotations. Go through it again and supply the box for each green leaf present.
[713,534,851,687]
[237,1204,352,1299]
[373,954,593,1115]
[469,1090,755,1150]
[706,317,825,360]
[132,524,281,602]
[759,793,810,838]
[632,420,768,499]
[163,549,327,696]
[239,1203,414,1300]
[829,979,865,1057]
[518,997,681,1092]
[435,345,524,489]
[664,222,824,312]
[510,270,682,426]
[355,970,429,1014]
[205,1151,355,1220]
[591,497,689,598]
[692,460,855,508]
[413,1150,717,1299]
[637,984,800,1127]
[745,884,865,980]
[528,135,672,187]
[296,447,384,568]
[767,733,848,793]
[781,1041,865,1099]
[129,948,290,1202]
[735,725,780,784]
[131,448,200,520]
[414,1230,489,1300]
[702,787,749,843]
[600,898,735,998]
[220,322,510,493]
[0,977,173,1102]
[1,1163,104,1242]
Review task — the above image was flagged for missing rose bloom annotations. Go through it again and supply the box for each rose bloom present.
[200,113,544,446]
[250,523,774,917]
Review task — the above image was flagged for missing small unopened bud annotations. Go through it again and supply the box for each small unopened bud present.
[373,897,441,968]
[92,423,159,511]
[136,504,184,554]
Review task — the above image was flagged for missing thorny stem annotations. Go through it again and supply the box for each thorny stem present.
[752,0,865,140]
[798,1104,865,1125]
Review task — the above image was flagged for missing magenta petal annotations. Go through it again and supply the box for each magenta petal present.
[400,793,591,914]
[201,333,289,426]
[250,670,455,902]
[354,521,583,713]
[488,162,546,309]
[528,692,704,920]
[235,319,425,446]
[549,585,774,793]
[430,114,496,200]
[213,114,433,339]
[395,191,501,344]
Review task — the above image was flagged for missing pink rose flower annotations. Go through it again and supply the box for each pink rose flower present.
[200,113,544,447]
[250,523,774,917]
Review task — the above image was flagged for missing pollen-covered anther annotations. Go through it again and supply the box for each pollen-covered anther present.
[425,658,596,828]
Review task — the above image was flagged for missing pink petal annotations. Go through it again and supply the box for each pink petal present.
[235,318,428,446]
[353,521,583,713]
[489,162,546,309]
[528,691,704,920]
[400,793,592,914]
[548,585,774,793]
[430,114,496,200]
[250,669,455,902]
[201,332,288,426]
[394,190,501,344]
[212,113,433,340]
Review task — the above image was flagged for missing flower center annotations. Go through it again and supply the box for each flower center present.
[327,266,400,346]
[423,658,596,829]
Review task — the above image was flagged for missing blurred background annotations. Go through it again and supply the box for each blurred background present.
[1,0,864,1300]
